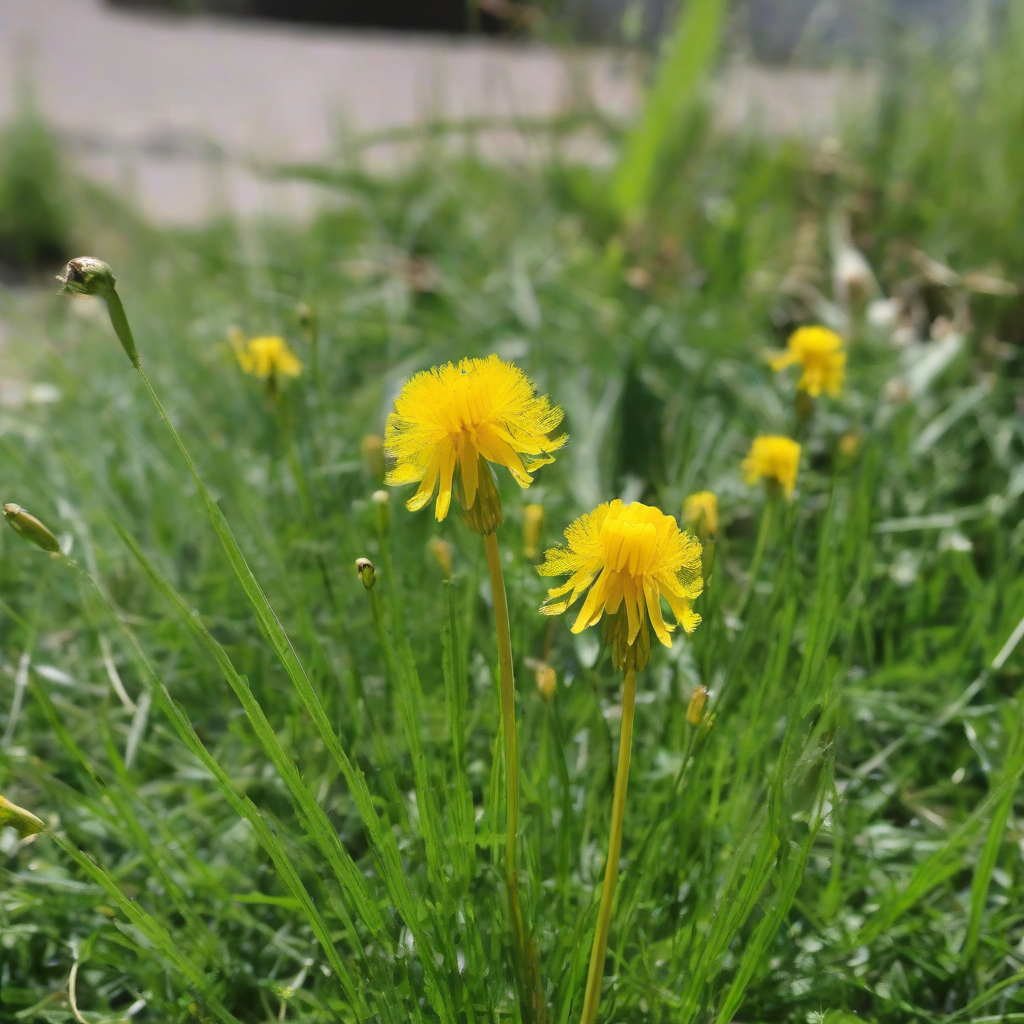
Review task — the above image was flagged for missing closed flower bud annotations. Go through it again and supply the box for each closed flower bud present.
[0,793,45,837]
[58,258,139,367]
[295,301,317,335]
[372,489,390,532]
[427,536,454,577]
[355,557,376,590]
[3,503,61,553]
[523,502,544,560]
[686,684,707,726]
[361,434,386,481]
[57,257,115,297]
[535,664,557,701]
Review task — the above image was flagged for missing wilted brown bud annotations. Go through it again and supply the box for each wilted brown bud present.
[57,257,115,297]
[361,434,386,480]
[3,503,61,553]
[535,664,557,701]
[523,502,544,560]
[427,536,454,577]
[686,684,707,726]
[355,558,376,590]
[0,793,45,837]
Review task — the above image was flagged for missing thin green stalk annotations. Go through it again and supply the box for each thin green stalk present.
[739,495,774,617]
[483,529,544,1024]
[579,661,636,1024]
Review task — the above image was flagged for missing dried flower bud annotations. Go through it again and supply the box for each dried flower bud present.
[0,793,45,837]
[523,502,544,560]
[535,664,557,701]
[361,434,386,481]
[686,684,707,726]
[355,557,376,590]
[427,536,453,577]
[3,503,61,553]
[372,489,390,532]
[57,257,115,297]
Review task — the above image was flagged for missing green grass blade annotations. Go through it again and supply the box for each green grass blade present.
[611,0,729,218]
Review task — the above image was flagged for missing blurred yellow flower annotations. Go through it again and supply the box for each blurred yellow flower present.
[427,535,454,577]
[233,334,302,381]
[768,325,845,397]
[838,430,862,457]
[682,490,718,540]
[743,436,801,498]
[534,663,557,701]
[539,500,702,670]
[385,355,565,527]
[523,502,545,560]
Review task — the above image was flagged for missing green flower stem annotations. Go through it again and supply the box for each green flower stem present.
[580,660,637,1024]
[740,493,775,617]
[483,529,545,1024]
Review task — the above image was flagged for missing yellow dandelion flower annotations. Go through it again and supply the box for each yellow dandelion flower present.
[384,355,566,528]
[682,490,718,540]
[743,435,801,498]
[768,325,845,397]
[539,499,702,671]
[233,335,302,381]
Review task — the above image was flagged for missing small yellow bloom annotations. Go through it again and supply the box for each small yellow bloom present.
[682,491,717,540]
[385,355,565,526]
[539,500,702,670]
[768,325,845,397]
[523,503,545,560]
[233,335,302,381]
[743,436,801,498]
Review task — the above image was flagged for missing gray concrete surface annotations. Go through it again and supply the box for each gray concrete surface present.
[0,0,874,224]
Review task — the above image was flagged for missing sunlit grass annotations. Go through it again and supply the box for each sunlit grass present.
[3,10,1024,1022]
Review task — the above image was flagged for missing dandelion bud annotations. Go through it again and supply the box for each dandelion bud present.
[3,503,61,553]
[57,257,115,297]
[682,491,717,541]
[427,536,454,577]
[355,557,376,590]
[361,434,386,481]
[58,258,139,367]
[838,431,862,457]
[0,793,46,837]
[295,301,317,335]
[535,664,557,701]
[372,489,390,532]
[523,502,544,560]
[686,684,707,726]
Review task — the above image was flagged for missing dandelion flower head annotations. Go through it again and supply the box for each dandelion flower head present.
[385,355,565,525]
[682,490,718,540]
[234,335,302,380]
[539,500,702,670]
[743,436,801,498]
[768,325,845,397]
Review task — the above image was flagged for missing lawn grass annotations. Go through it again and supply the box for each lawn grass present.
[3,7,1024,1023]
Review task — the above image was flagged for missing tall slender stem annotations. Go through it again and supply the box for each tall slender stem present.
[739,494,774,617]
[483,530,544,1024]
[580,661,637,1024]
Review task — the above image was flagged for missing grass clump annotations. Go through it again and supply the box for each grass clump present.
[2,8,1024,1024]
